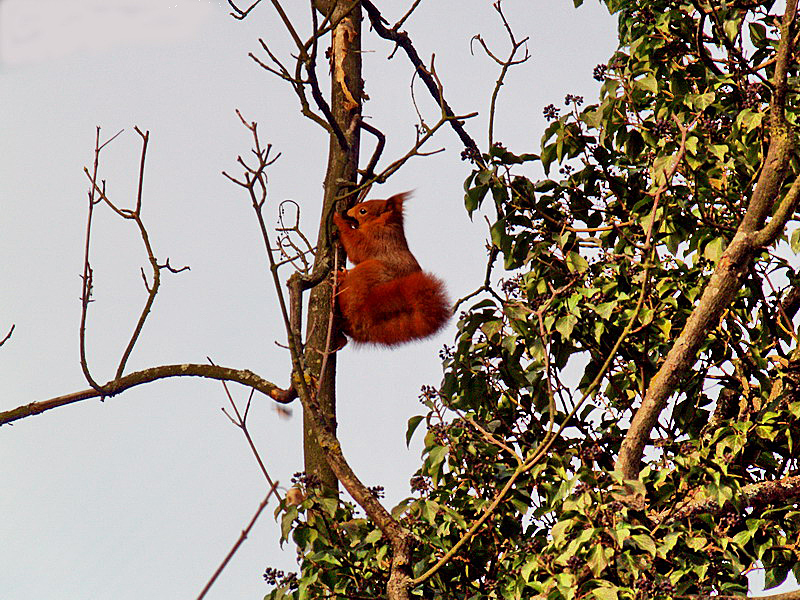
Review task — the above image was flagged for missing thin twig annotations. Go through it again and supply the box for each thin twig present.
[227,0,264,20]
[212,357,283,497]
[0,324,15,348]
[358,119,386,186]
[471,1,530,147]
[394,0,424,30]
[79,128,109,393]
[195,485,279,600]
[361,0,484,165]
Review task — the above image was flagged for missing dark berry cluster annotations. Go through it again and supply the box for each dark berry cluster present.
[635,574,674,597]
[543,104,560,120]
[718,507,740,529]
[607,500,624,512]
[263,568,298,589]
[593,64,608,81]
[697,113,732,143]
[663,39,688,59]
[500,274,523,298]
[419,384,439,402]
[369,485,385,499]
[520,536,544,553]
[429,422,450,444]
[438,345,454,361]
[580,443,603,462]
[651,118,670,137]
[742,82,763,109]
[410,474,431,493]
[263,567,284,585]
[291,471,321,489]
[564,94,584,106]
[566,555,583,570]
[461,145,482,162]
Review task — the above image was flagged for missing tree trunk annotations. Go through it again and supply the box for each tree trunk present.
[303,1,362,488]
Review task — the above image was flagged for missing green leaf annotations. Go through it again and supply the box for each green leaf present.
[594,301,616,320]
[635,73,658,94]
[551,519,572,545]
[520,556,538,582]
[281,506,298,541]
[587,544,611,576]
[406,415,424,447]
[689,91,715,111]
[710,144,728,161]
[421,500,439,524]
[364,528,382,544]
[318,497,339,517]
[686,535,708,551]
[465,183,489,216]
[732,529,753,546]
[724,18,740,42]
[566,251,589,273]
[632,534,657,556]
[736,109,764,132]
[703,237,726,262]
[790,228,800,253]
[427,445,448,469]
[555,315,578,340]
[592,584,619,600]
[657,532,680,558]
[750,22,767,45]
[481,319,504,341]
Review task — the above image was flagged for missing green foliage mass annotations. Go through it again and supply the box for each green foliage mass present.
[268,0,800,598]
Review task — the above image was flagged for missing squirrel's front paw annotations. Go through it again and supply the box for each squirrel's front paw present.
[333,269,347,294]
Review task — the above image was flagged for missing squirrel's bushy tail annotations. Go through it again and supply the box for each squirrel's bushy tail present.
[340,271,450,346]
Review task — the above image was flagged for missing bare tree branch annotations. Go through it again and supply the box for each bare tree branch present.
[82,127,190,389]
[0,363,293,427]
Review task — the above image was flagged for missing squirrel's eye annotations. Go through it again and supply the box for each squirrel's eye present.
[359,208,367,215]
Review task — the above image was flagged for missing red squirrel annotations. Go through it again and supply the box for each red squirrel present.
[333,192,450,346]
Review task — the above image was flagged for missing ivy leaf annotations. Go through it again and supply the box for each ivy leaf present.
[736,109,764,132]
[790,228,800,253]
[594,301,616,320]
[520,556,538,582]
[704,237,726,262]
[587,544,611,576]
[635,73,658,94]
[566,251,589,273]
[465,183,489,216]
[688,91,715,110]
[632,534,657,556]
[592,584,619,600]
[281,506,298,541]
[406,415,424,447]
[556,315,578,340]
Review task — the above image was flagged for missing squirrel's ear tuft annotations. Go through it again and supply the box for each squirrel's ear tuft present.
[386,191,413,212]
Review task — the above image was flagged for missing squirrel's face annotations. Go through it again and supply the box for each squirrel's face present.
[346,199,388,227]
[343,193,407,228]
